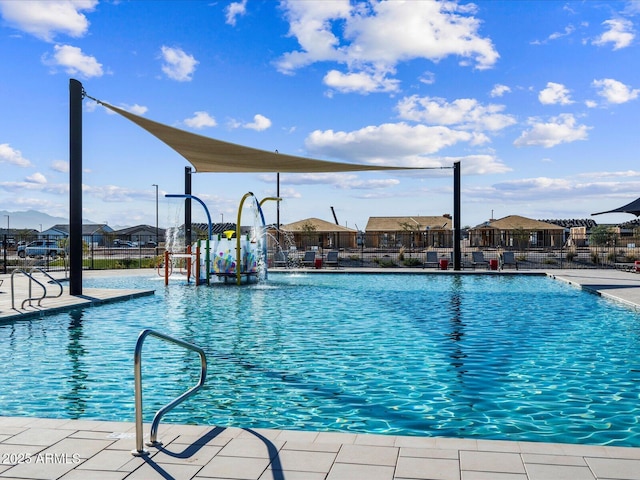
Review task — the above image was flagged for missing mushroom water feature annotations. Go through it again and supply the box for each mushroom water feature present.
[164,192,280,285]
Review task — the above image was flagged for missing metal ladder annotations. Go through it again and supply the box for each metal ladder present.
[11,267,63,310]
[132,329,208,456]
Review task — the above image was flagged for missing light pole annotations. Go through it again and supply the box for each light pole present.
[220,213,224,224]
[152,184,158,250]
[4,215,8,231]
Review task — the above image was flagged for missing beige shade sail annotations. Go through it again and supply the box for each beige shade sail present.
[97,100,421,174]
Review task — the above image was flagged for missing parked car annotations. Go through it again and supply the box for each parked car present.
[113,239,138,248]
[17,240,66,258]
[145,240,157,247]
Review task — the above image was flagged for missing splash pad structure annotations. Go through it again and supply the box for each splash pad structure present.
[164,192,280,286]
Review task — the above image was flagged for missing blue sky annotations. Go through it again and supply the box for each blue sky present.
[1,0,639,231]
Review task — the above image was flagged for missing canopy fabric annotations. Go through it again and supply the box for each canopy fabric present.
[592,197,640,217]
[98,101,419,173]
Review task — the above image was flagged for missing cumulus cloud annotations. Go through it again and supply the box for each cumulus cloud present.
[0,0,97,42]
[592,78,639,104]
[184,111,217,129]
[160,46,198,81]
[0,143,32,167]
[276,0,498,94]
[593,18,635,50]
[281,172,399,190]
[490,84,511,97]
[513,114,590,148]
[538,82,573,105]
[396,96,516,132]
[51,160,69,173]
[42,44,103,78]
[25,172,47,184]
[243,114,272,131]
[225,0,247,26]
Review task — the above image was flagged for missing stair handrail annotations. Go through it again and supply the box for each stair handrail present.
[131,329,207,456]
[10,268,47,310]
[28,267,63,301]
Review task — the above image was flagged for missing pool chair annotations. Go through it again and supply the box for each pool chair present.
[423,251,439,268]
[472,251,489,269]
[500,251,518,270]
[325,250,340,268]
[301,250,316,267]
[273,251,289,268]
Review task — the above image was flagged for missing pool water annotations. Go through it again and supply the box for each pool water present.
[1,272,639,447]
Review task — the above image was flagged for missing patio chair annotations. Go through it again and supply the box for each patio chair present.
[301,251,316,267]
[472,251,489,269]
[500,251,518,270]
[423,251,439,268]
[273,251,288,268]
[325,251,339,269]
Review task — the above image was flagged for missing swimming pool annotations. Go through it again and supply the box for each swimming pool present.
[1,272,639,447]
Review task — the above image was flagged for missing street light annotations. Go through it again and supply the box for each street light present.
[4,215,8,231]
[152,184,158,250]
[220,213,224,224]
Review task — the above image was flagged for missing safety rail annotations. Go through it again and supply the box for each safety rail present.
[132,329,207,456]
[10,268,63,310]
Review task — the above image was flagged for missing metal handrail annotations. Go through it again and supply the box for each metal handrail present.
[10,269,47,310]
[132,329,207,456]
[29,267,63,301]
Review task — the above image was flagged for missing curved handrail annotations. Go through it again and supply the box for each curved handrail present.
[132,329,207,456]
[10,269,47,310]
[29,267,63,302]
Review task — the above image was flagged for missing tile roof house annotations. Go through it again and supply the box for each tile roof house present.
[278,218,358,250]
[469,215,565,248]
[365,216,453,249]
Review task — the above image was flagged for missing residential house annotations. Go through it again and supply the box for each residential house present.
[112,224,166,246]
[469,215,565,249]
[41,224,114,246]
[277,218,358,250]
[364,216,453,249]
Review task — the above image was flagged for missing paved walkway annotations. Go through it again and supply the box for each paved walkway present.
[0,268,639,479]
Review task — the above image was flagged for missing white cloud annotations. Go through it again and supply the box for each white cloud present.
[51,160,69,173]
[184,111,217,129]
[305,122,486,166]
[225,0,247,26]
[592,78,639,104]
[0,0,97,42]
[514,114,590,148]
[593,18,635,50]
[244,114,272,131]
[538,82,573,105]
[121,103,148,116]
[490,84,511,97]
[396,96,516,132]
[160,46,198,82]
[0,143,32,167]
[25,172,47,184]
[276,0,498,93]
[323,69,400,94]
[42,44,103,78]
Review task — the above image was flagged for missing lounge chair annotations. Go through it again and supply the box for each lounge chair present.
[472,251,489,269]
[325,251,339,268]
[500,251,518,270]
[301,251,316,267]
[423,251,439,268]
[273,251,288,268]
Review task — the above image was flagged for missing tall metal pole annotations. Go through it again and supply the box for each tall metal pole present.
[453,161,461,271]
[184,167,192,248]
[276,172,280,243]
[69,79,83,295]
[152,184,158,250]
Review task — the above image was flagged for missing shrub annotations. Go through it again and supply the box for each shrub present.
[402,257,421,267]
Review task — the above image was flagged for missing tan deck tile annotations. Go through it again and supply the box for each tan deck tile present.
[59,469,129,479]
[196,455,270,479]
[460,451,526,474]
[393,435,439,448]
[354,433,398,446]
[326,462,395,480]
[461,472,527,480]
[259,468,326,480]
[585,456,640,480]
[1,427,72,447]
[475,439,522,453]
[525,463,596,480]
[273,429,318,443]
[604,446,640,460]
[217,438,283,459]
[437,437,479,450]
[39,437,113,460]
[395,456,461,480]
[335,444,399,466]
[282,441,341,453]
[125,461,203,480]
[0,454,79,480]
[522,452,587,466]
[400,446,459,459]
[314,431,357,444]
[236,428,282,442]
[74,449,145,472]
[271,449,337,473]
[151,444,222,466]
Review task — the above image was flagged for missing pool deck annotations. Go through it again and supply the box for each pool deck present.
[0,268,639,479]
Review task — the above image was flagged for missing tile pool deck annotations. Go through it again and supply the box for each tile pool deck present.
[0,268,639,479]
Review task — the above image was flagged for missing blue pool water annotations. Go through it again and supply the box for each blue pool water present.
[1,272,639,447]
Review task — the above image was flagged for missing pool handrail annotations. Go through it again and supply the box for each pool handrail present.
[10,268,51,310]
[132,329,208,456]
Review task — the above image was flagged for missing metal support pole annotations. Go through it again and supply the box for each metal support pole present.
[69,79,83,295]
[453,161,461,271]
[184,167,192,248]
[276,172,280,243]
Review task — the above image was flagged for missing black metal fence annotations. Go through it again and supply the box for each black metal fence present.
[2,232,639,274]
